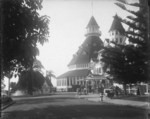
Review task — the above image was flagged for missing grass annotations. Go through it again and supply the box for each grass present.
[2,96,148,119]
[2,105,147,119]
[113,95,149,102]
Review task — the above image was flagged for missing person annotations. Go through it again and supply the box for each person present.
[76,88,80,96]
[83,87,87,95]
[115,86,119,96]
[99,84,104,101]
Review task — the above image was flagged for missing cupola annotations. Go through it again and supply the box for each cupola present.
[85,16,101,37]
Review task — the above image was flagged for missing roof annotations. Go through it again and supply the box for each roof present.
[109,14,125,34]
[57,69,91,79]
[68,36,103,66]
[86,73,106,80]
[86,16,99,28]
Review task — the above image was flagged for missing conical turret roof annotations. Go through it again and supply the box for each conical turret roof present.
[109,14,125,34]
[86,16,99,28]
[85,16,101,37]
[68,36,103,66]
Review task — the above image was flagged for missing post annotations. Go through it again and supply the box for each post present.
[100,93,103,102]
[0,0,3,96]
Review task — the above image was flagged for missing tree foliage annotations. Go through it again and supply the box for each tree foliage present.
[101,0,149,86]
[10,82,18,93]
[33,59,44,74]
[17,69,45,95]
[17,59,46,95]
[46,70,56,79]
[45,70,55,87]
[2,0,49,79]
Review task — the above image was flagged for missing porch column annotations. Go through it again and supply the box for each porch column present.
[69,77,71,86]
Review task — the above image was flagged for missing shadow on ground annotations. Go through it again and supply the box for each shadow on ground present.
[113,96,149,102]
[2,102,147,119]
[13,97,76,106]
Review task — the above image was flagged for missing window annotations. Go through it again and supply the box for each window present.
[116,31,118,35]
[99,68,101,73]
[67,78,69,86]
[57,81,59,86]
[120,38,122,44]
[64,80,65,86]
[116,38,118,43]
[72,78,74,85]
[70,78,72,85]
[69,78,71,86]
[116,31,119,35]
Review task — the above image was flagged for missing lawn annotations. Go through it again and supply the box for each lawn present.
[113,95,149,102]
[2,96,148,119]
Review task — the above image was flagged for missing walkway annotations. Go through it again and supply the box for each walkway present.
[77,94,150,110]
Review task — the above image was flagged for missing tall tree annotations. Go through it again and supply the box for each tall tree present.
[2,0,49,80]
[101,0,149,93]
[115,0,149,82]
[45,70,55,87]
[33,59,44,74]
[10,82,18,93]
[46,70,56,80]
[17,69,45,95]
[17,59,45,95]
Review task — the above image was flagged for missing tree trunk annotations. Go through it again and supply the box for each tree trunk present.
[7,73,13,96]
[27,68,33,95]
[123,83,127,95]
[30,68,33,95]
[8,78,10,96]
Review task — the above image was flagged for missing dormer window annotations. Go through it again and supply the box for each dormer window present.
[116,31,119,35]
[112,32,114,35]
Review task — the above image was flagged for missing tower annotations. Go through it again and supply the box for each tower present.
[57,16,103,92]
[109,14,126,45]
[68,16,103,70]
[85,16,101,37]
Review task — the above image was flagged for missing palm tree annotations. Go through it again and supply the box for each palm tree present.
[45,70,56,92]
[46,70,56,79]
[17,59,45,95]
[18,69,45,95]
[32,59,44,74]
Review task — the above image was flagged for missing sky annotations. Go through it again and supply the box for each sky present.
[4,0,139,89]
[37,0,131,76]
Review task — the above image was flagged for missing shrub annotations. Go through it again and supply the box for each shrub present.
[1,96,13,105]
